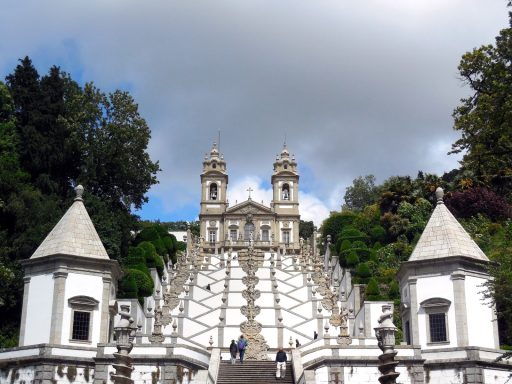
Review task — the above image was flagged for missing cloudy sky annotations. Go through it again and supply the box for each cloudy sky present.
[0,1,508,225]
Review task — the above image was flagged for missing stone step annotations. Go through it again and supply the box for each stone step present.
[217,361,294,384]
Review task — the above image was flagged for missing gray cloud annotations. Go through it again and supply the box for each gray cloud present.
[0,0,508,220]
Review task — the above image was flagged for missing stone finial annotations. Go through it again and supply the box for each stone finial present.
[74,185,84,201]
[435,187,444,204]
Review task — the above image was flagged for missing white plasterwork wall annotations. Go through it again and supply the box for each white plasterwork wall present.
[465,275,496,348]
[23,274,54,345]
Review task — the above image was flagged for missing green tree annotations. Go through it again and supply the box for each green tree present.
[0,58,161,346]
[6,58,80,196]
[451,13,512,195]
[343,175,379,211]
[299,220,315,240]
[72,84,160,209]
[321,211,357,243]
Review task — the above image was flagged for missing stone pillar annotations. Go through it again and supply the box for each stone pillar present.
[93,363,110,384]
[100,277,112,343]
[50,271,68,344]
[451,272,468,347]
[464,366,484,383]
[162,365,178,384]
[218,304,226,347]
[145,311,154,334]
[178,312,185,336]
[18,276,31,346]
[33,363,56,384]
[408,278,420,345]
[329,366,344,384]
[352,285,361,314]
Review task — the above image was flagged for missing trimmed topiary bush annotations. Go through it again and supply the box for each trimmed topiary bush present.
[124,246,145,266]
[125,268,154,299]
[365,278,382,301]
[339,226,367,243]
[136,241,164,277]
[346,251,360,268]
[355,262,371,283]
[118,274,138,299]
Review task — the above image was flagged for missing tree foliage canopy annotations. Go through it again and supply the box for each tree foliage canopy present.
[343,175,378,211]
[0,57,160,347]
[451,14,512,195]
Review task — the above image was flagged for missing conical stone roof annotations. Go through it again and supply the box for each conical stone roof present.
[30,185,109,260]
[408,187,488,262]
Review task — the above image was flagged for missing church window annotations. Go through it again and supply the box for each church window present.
[244,222,255,240]
[72,311,91,341]
[282,184,290,200]
[230,229,237,241]
[282,230,290,245]
[209,183,218,200]
[421,297,450,344]
[262,229,269,242]
[209,230,217,244]
[284,163,288,169]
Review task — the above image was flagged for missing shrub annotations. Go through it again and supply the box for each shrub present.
[162,235,176,253]
[124,268,154,298]
[138,242,164,277]
[339,226,367,242]
[124,247,145,266]
[355,262,371,283]
[176,241,186,251]
[136,227,160,243]
[118,274,138,299]
[346,251,360,268]
[365,277,381,301]
[369,225,386,244]
[388,280,400,300]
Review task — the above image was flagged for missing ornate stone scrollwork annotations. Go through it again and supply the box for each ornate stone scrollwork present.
[155,242,200,338]
[238,247,270,360]
[149,306,165,344]
[310,244,352,346]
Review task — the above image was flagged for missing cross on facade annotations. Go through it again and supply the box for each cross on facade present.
[247,187,253,199]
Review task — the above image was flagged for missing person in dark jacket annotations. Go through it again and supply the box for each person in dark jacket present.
[229,340,238,364]
[275,348,287,379]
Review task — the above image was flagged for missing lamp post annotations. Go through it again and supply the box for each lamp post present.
[374,304,400,384]
[112,305,137,384]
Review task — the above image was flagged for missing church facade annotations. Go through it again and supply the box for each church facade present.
[199,143,300,254]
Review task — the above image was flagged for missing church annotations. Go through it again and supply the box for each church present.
[0,145,511,384]
[199,143,300,254]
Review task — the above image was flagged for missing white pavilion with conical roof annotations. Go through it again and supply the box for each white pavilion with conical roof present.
[19,185,121,347]
[397,187,502,382]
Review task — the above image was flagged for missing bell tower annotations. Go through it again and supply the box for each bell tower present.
[271,144,300,251]
[199,143,228,246]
